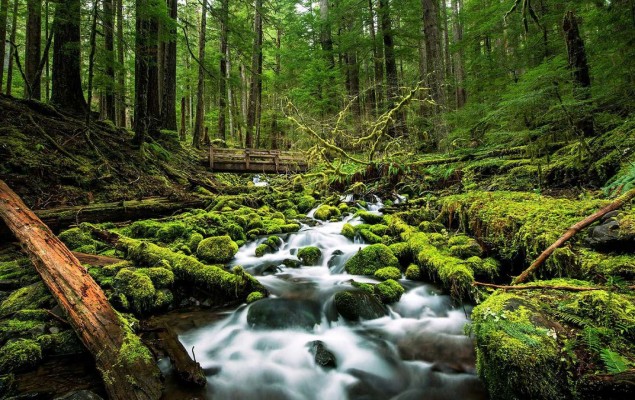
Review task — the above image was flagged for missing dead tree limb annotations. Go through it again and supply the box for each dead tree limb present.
[0,179,163,400]
[474,281,601,292]
[513,188,635,285]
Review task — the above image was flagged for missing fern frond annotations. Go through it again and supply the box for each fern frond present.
[600,348,631,374]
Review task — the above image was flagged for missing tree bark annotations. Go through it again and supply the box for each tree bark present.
[0,180,163,400]
[0,0,9,93]
[191,1,207,149]
[116,0,126,127]
[513,188,635,285]
[160,0,178,130]
[25,0,42,100]
[147,1,160,137]
[86,0,99,123]
[51,0,87,113]
[180,96,187,141]
[451,0,466,107]
[563,10,594,137]
[245,0,263,149]
[134,0,151,146]
[103,0,116,121]
[319,0,335,69]
[367,0,383,114]
[218,0,228,141]
[5,0,18,94]
[378,0,406,137]
[422,0,445,111]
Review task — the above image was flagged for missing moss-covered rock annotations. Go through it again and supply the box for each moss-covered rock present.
[0,282,52,317]
[156,222,189,243]
[297,195,317,214]
[37,330,83,356]
[0,339,42,373]
[297,246,322,266]
[374,279,405,304]
[314,205,341,221]
[333,290,387,321]
[359,228,383,244]
[374,267,402,281]
[344,244,399,275]
[114,269,157,314]
[246,291,265,303]
[58,227,95,250]
[196,235,239,264]
[137,267,174,288]
[341,223,356,240]
[388,242,411,267]
[255,244,271,257]
[405,264,423,281]
[448,235,483,259]
[356,211,384,225]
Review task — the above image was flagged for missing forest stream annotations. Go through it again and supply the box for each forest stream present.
[162,198,486,400]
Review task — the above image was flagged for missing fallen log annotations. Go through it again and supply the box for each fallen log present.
[36,196,211,233]
[513,188,635,285]
[147,321,206,387]
[473,281,602,292]
[72,251,123,266]
[0,179,163,400]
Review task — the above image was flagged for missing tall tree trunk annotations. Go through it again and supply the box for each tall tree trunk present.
[179,96,186,140]
[51,0,87,113]
[103,0,116,121]
[367,0,383,114]
[134,0,151,146]
[147,2,160,136]
[218,0,228,141]
[451,0,466,108]
[226,42,234,142]
[378,0,406,136]
[563,10,594,137]
[245,0,262,149]
[422,0,445,111]
[191,1,207,149]
[161,0,177,130]
[86,0,99,123]
[44,0,50,101]
[319,0,335,69]
[116,0,126,127]
[5,0,18,94]
[25,0,42,100]
[0,0,8,93]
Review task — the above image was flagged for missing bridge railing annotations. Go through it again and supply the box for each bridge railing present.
[208,147,308,173]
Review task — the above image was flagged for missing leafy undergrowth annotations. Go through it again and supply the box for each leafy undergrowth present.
[0,95,214,209]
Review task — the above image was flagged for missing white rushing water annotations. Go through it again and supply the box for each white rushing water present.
[176,201,486,400]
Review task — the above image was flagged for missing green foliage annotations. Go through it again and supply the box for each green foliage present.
[600,348,631,374]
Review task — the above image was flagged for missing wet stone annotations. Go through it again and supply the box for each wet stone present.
[247,298,321,330]
[307,340,337,369]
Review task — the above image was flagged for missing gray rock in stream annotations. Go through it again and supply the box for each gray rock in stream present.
[307,340,337,369]
[334,290,388,321]
[247,298,321,330]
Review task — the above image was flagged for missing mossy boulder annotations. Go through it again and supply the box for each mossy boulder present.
[58,227,95,250]
[0,282,52,317]
[196,235,239,263]
[374,267,402,281]
[114,269,157,315]
[156,222,189,243]
[356,211,384,225]
[247,298,321,330]
[374,279,405,304]
[297,246,322,266]
[297,195,317,213]
[448,235,483,259]
[137,267,174,288]
[359,229,382,244]
[0,339,42,373]
[388,242,411,266]
[344,244,399,275]
[333,290,387,321]
[341,223,356,240]
[246,291,265,303]
[314,205,341,221]
[255,244,271,257]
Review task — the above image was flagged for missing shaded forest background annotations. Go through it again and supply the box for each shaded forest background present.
[0,0,634,155]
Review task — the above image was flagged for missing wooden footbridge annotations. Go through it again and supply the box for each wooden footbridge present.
[208,147,308,173]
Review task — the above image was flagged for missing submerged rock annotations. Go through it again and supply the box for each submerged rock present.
[334,290,387,321]
[247,298,321,330]
[307,340,337,369]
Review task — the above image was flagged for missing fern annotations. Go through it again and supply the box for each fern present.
[600,348,631,374]
[582,326,604,355]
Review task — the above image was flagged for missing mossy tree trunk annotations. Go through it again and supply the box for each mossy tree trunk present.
[0,179,163,400]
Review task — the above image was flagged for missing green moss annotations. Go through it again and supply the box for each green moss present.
[351,281,375,294]
[224,223,246,241]
[374,267,402,281]
[246,292,265,303]
[0,282,52,317]
[114,269,157,314]
[472,292,570,400]
[196,235,239,264]
[579,249,635,279]
[58,227,95,250]
[297,246,322,265]
[266,236,282,250]
[338,203,349,213]
[405,264,423,281]
[374,279,405,304]
[297,195,317,213]
[388,242,411,267]
[314,205,341,221]
[137,267,174,288]
[156,222,189,243]
[344,244,399,275]
[418,221,445,233]
[0,318,46,344]
[387,216,416,241]
[255,244,271,257]
[0,339,42,373]
[37,330,83,355]
[127,220,163,238]
[341,223,356,240]
[356,211,385,225]
[449,236,483,259]
[465,256,500,279]
[359,229,382,244]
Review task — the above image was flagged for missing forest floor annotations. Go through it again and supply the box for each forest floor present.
[1,96,635,399]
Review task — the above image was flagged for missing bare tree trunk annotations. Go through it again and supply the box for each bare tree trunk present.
[246,0,262,149]
[378,0,406,137]
[422,0,445,111]
[218,0,228,141]
[147,3,160,137]
[44,0,50,101]
[0,0,8,93]
[51,0,87,113]
[25,0,42,100]
[116,0,126,126]
[0,180,163,400]
[191,0,207,148]
[134,0,151,146]
[102,0,116,121]
[5,0,18,94]
[161,0,178,130]
[86,0,99,123]
[319,0,335,69]
[451,0,466,108]
[367,0,383,114]
[563,10,594,137]
[226,43,234,141]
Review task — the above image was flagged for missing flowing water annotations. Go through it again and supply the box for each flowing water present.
[168,202,487,400]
